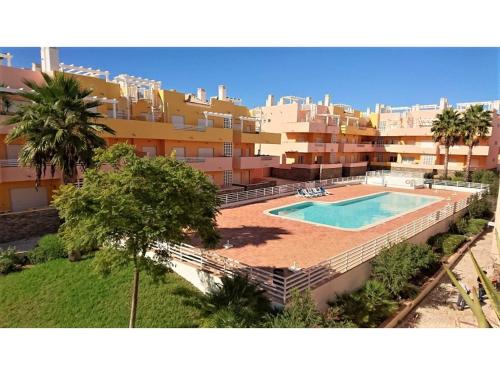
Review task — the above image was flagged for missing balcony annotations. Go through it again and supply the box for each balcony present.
[234,156,280,170]
[176,156,232,172]
[0,159,62,183]
[380,127,432,137]
[285,122,339,134]
[102,118,234,143]
[339,143,378,153]
[439,145,490,156]
[240,131,281,145]
[383,144,438,155]
[284,142,338,153]
[279,163,343,170]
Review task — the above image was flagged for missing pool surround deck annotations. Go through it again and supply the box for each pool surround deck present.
[204,184,470,269]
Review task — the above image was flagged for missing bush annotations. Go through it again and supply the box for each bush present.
[467,195,491,219]
[371,242,439,298]
[202,274,272,328]
[472,170,498,194]
[423,172,435,179]
[428,233,467,255]
[465,218,488,236]
[442,234,467,255]
[328,280,398,328]
[0,247,22,275]
[28,234,67,265]
[263,289,325,328]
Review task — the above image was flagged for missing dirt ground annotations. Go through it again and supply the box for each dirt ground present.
[400,229,499,328]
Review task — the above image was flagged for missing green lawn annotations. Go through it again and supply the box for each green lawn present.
[0,257,205,328]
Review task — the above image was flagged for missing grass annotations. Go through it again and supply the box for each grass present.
[0,257,205,328]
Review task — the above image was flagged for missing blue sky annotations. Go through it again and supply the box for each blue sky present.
[1,47,498,110]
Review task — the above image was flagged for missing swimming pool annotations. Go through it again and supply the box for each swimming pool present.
[267,192,440,230]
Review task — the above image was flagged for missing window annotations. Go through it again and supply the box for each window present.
[223,118,232,129]
[224,170,233,185]
[172,116,185,129]
[223,142,233,157]
[379,121,386,131]
[402,157,415,164]
[421,155,435,165]
[297,155,305,164]
[376,153,384,162]
[142,146,157,158]
[389,155,397,163]
[172,147,185,158]
[198,148,214,158]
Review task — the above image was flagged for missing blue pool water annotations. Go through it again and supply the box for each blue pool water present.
[268,192,439,229]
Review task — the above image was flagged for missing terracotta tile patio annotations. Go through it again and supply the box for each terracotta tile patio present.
[204,185,470,269]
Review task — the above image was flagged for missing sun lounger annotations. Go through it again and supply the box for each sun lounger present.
[306,188,321,197]
[319,186,330,195]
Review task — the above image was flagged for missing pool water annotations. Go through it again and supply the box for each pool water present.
[267,192,439,230]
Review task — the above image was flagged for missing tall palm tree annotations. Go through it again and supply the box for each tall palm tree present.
[459,105,492,182]
[431,108,462,179]
[3,72,115,186]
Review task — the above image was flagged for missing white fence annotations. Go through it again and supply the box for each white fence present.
[157,190,477,304]
[218,176,365,206]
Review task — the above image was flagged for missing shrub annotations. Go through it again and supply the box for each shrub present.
[263,289,324,328]
[0,247,22,275]
[423,172,435,179]
[465,218,488,236]
[451,171,465,182]
[467,195,491,219]
[455,217,469,235]
[371,242,439,298]
[202,274,272,328]
[328,280,398,328]
[28,234,67,265]
[442,234,467,255]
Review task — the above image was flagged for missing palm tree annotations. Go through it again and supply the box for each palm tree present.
[459,105,492,182]
[3,72,115,186]
[431,108,462,179]
[202,274,272,327]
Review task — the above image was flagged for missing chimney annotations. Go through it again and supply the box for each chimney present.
[278,97,285,105]
[197,88,206,102]
[305,97,312,104]
[324,94,331,106]
[366,107,371,115]
[375,103,382,113]
[40,47,60,74]
[439,97,448,110]
[266,94,275,107]
[218,85,227,100]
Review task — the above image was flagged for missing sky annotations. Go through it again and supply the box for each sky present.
[1,47,498,110]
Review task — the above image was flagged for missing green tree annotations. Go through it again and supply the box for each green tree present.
[202,274,272,327]
[0,83,12,115]
[431,108,462,179]
[53,143,220,328]
[459,105,492,182]
[3,72,115,186]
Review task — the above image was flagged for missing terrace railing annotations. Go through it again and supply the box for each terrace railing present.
[218,175,365,207]
[158,188,480,305]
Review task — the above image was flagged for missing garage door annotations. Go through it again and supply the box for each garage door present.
[10,187,49,212]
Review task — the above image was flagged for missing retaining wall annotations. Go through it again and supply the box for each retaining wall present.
[0,207,61,243]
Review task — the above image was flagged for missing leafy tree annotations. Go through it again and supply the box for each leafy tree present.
[431,108,462,179]
[371,242,439,298]
[328,280,397,328]
[0,83,12,115]
[3,72,115,186]
[459,105,492,182]
[202,274,272,327]
[53,143,220,327]
[263,289,324,328]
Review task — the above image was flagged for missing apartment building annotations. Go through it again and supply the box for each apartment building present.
[255,92,499,181]
[0,48,280,213]
[253,94,377,179]
[369,98,500,174]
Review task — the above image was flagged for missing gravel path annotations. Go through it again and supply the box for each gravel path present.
[400,229,499,328]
